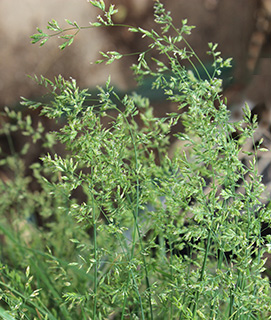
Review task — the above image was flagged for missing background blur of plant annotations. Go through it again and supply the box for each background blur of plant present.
[0,1,271,319]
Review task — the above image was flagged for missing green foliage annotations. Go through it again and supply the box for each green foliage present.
[1,1,271,319]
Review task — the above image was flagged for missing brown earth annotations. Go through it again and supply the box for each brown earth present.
[1,0,271,109]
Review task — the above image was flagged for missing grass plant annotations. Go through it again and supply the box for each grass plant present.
[0,1,271,319]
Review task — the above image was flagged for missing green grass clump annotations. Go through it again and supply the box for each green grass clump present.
[0,1,271,319]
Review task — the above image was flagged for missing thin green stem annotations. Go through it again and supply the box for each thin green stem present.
[90,193,98,320]
[112,101,154,319]
[192,226,212,318]
[0,280,58,320]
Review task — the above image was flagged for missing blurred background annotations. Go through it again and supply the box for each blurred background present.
[0,0,270,110]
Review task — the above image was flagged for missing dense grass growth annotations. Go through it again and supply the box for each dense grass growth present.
[1,1,271,319]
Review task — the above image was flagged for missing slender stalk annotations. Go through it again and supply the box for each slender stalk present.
[0,281,58,320]
[90,193,98,320]
[113,102,154,320]
[192,226,212,317]
[229,284,234,319]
